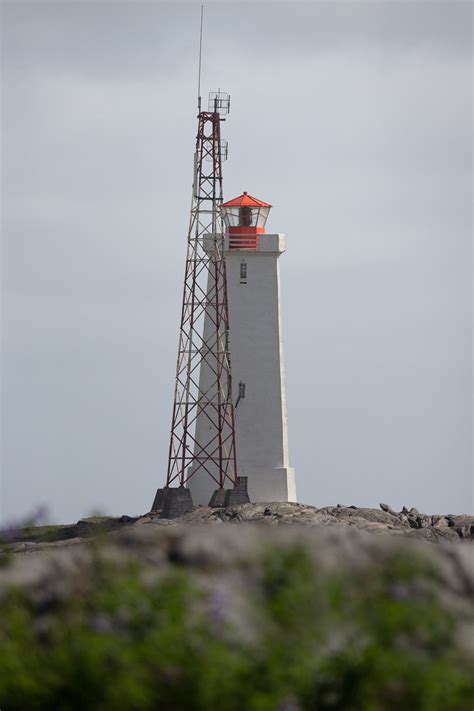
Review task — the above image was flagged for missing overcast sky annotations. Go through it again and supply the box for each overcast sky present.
[1,0,472,524]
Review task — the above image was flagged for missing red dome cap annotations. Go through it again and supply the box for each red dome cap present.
[222,191,272,208]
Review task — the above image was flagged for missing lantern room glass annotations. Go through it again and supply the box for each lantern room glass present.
[222,205,270,230]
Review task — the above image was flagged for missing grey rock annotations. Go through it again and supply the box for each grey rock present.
[432,516,450,528]
[456,525,474,540]
[417,515,433,529]
[445,516,474,540]
[407,527,460,543]
[8,542,37,552]
[5,503,473,555]
[449,516,474,528]
[33,537,84,551]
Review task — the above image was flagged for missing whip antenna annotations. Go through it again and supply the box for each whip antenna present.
[197,5,204,112]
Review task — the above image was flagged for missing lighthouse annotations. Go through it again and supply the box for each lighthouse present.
[188,192,296,505]
[152,90,296,515]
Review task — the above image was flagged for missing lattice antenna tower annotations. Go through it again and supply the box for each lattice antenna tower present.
[165,88,238,493]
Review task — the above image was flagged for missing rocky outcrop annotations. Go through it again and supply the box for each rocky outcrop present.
[132,502,472,542]
[1,503,472,557]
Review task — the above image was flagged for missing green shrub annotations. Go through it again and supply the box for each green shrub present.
[0,544,472,710]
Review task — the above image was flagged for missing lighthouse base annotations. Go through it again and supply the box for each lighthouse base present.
[246,467,297,504]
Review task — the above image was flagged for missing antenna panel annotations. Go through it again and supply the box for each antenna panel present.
[208,91,231,115]
[206,139,228,162]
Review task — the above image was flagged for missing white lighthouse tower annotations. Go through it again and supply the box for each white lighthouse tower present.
[188,192,296,505]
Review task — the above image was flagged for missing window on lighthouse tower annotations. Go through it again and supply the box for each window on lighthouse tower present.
[240,260,247,284]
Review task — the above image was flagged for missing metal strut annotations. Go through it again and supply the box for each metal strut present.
[165,92,238,492]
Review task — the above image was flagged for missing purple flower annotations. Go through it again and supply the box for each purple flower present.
[278,697,301,711]
[91,615,112,633]
[208,588,230,626]
[389,584,411,601]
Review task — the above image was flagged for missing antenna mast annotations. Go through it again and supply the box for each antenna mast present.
[197,5,204,112]
[152,88,247,516]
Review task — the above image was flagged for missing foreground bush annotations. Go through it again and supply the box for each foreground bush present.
[0,527,473,710]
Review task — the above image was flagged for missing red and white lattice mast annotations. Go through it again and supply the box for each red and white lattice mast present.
[152,91,249,516]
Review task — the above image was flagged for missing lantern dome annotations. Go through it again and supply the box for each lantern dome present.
[222,192,272,237]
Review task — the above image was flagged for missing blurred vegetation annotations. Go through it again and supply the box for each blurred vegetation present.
[0,543,472,710]
[1,516,134,545]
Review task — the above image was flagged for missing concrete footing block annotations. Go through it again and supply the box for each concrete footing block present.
[159,487,194,519]
[151,488,165,512]
[209,489,227,508]
[224,489,250,506]
[209,487,250,508]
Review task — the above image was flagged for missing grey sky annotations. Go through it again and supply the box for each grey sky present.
[1,0,472,524]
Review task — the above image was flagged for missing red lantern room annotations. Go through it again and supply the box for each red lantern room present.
[222,192,272,250]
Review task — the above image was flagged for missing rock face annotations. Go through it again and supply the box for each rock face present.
[1,503,473,556]
[133,502,472,543]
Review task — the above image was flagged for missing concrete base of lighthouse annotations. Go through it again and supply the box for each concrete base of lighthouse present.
[246,467,296,503]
